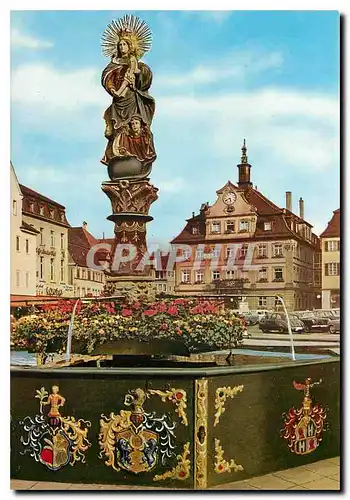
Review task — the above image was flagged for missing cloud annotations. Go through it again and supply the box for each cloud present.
[155,50,283,88]
[11,28,53,49]
[11,63,107,110]
[155,177,188,193]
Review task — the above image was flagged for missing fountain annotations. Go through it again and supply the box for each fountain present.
[10,15,339,490]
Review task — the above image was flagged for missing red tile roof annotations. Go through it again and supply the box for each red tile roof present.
[20,184,65,208]
[68,227,100,268]
[320,209,340,238]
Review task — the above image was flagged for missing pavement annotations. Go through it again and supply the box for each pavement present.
[11,457,340,491]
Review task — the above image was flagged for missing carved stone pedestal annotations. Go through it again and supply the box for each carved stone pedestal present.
[102,178,158,299]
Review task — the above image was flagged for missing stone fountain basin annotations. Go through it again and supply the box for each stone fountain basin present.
[10,354,339,489]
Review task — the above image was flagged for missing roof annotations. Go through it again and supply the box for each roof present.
[69,226,110,268]
[20,184,66,209]
[20,221,40,234]
[320,209,340,238]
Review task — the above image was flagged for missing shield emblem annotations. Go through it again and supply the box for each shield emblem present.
[115,427,159,473]
[294,417,317,455]
[39,429,71,470]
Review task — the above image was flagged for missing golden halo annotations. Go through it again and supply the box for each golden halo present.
[101,15,152,60]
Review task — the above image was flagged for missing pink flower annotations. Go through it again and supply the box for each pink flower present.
[122,308,133,317]
[144,309,157,316]
[167,306,178,316]
[176,328,182,335]
[160,322,168,330]
[133,301,141,310]
[157,303,167,313]
[99,329,105,335]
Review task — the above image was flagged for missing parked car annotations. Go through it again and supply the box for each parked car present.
[259,313,305,333]
[241,311,261,326]
[328,316,340,334]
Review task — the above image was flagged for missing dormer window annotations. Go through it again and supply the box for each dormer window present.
[211,221,221,234]
[239,220,249,232]
[226,221,235,234]
[50,209,55,219]
[264,222,272,231]
[40,206,45,216]
[30,203,34,213]
[192,226,199,235]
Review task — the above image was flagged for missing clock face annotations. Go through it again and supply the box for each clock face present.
[223,192,236,205]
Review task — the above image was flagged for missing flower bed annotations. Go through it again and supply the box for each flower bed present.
[12,298,245,357]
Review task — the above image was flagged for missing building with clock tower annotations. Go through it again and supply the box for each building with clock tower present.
[171,141,321,311]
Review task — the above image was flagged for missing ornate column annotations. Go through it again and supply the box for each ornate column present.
[99,15,158,301]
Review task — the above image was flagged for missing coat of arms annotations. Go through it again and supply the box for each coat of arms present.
[19,385,91,471]
[281,378,327,455]
[99,387,177,474]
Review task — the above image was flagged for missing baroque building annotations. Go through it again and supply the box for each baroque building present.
[320,209,340,309]
[10,163,39,299]
[68,223,106,297]
[20,183,74,297]
[171,141,321,311]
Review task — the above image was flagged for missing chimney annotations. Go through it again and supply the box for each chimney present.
[285,191,292,212]
[299,197,304,219]
[237,139,252,188]
[192,212,195,218]
[82,221,88,229]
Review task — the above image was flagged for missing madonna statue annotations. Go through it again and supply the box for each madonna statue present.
[101,15,156,179]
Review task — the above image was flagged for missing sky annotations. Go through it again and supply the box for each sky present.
[10,10,340,245]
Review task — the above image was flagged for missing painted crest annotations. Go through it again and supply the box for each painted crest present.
[281,378,327,455]
[19,385,91,470]
[99,388,176,474]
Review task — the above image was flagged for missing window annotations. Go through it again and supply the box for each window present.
[258,268,268,281]
[226,269,235,279]
[60,260,64,282]
[259,296,267,307]
[60,233,64,249]
[16,270,20,287]
[210,247,221,258]
[167,271,175,278]
[211,221,221,234]
[239,244,248,259]
[274,267,284,281]
[226,221,235,234]
[50,258,55,281]
[87,270,91,281]
[25,239,29,254]
[50,230,55,247]
[50,209,55,219]
[76,268,80,279]
[30,203,34,212]
[61,213,65,222]
[183,248,192,260]
[325,263,340,276]
[25,272,30,288]
[239,220,249,232]
[40,206,45,216]
[82,269,86,279]
[326,240,339,252]
[40,257,44,279]
[264,222,272,231]
[16,236,20,252]
[196,248,204,259]
[192,226,199,235]
[273,244,283,257]
[195,270,204,283]
[226,246,235,258]
[257,244,267,258]
[77,287,80,297]
[82,287,86,296]
[13,200,17,216]
[275,297,281,307]
[212,270,220,281]
[40,228,44,245]
[181,270,190,283]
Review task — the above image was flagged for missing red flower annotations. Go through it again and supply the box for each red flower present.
[176,328,182,335]
[157,302,167,313]
[122,308,133,317]
[160,322,168,330]
[132,301,141,310]
[173,298,186,306]
[144,309,157,316]
[167,306,178,316]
